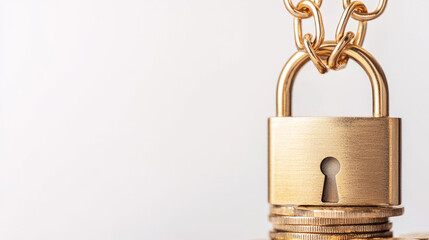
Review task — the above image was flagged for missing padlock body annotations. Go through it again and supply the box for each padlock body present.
[269,117,400,205]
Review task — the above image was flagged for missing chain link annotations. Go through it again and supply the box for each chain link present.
[284,0,322,18]
[293,0,326,72]
[284,0,388,73]
[328,32,355,70]
[293,0,325,50]
[336,1,367,46]
[303,34,328,73]
[331,1,368,69]
[343,0,387,21]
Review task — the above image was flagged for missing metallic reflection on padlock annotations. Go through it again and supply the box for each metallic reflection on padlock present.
[268,42,400,206]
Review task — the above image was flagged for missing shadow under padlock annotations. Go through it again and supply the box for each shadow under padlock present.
[321,157,340,203]
[268,42,401,206]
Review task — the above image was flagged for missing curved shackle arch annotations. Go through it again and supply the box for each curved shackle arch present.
[276,41,389,117]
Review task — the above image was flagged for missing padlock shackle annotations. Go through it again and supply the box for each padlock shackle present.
[277,41,389,117]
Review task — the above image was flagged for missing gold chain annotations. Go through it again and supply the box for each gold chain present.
[293,0,325,50]
[284,0,388,73]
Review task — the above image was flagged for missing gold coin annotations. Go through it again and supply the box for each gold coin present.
[293,206,404,218]
[270,205,297,216]
[273,222,392,233]
[360,239,428,240]
[269,216,389,225]
[400,233,429,240]
[270,231,393,240]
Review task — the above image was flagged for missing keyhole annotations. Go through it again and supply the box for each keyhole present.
[321,157,340,203]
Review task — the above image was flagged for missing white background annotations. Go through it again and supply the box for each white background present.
[0,0,428,239]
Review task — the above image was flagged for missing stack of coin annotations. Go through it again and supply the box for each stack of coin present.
[269,205,404,240]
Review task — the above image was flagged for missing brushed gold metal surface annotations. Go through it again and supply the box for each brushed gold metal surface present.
[269,117,400,205]
[269,42,400,206]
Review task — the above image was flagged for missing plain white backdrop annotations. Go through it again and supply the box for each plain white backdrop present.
[0,0,428,239]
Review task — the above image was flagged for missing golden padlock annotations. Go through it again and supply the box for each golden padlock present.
[269,42,400,206]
